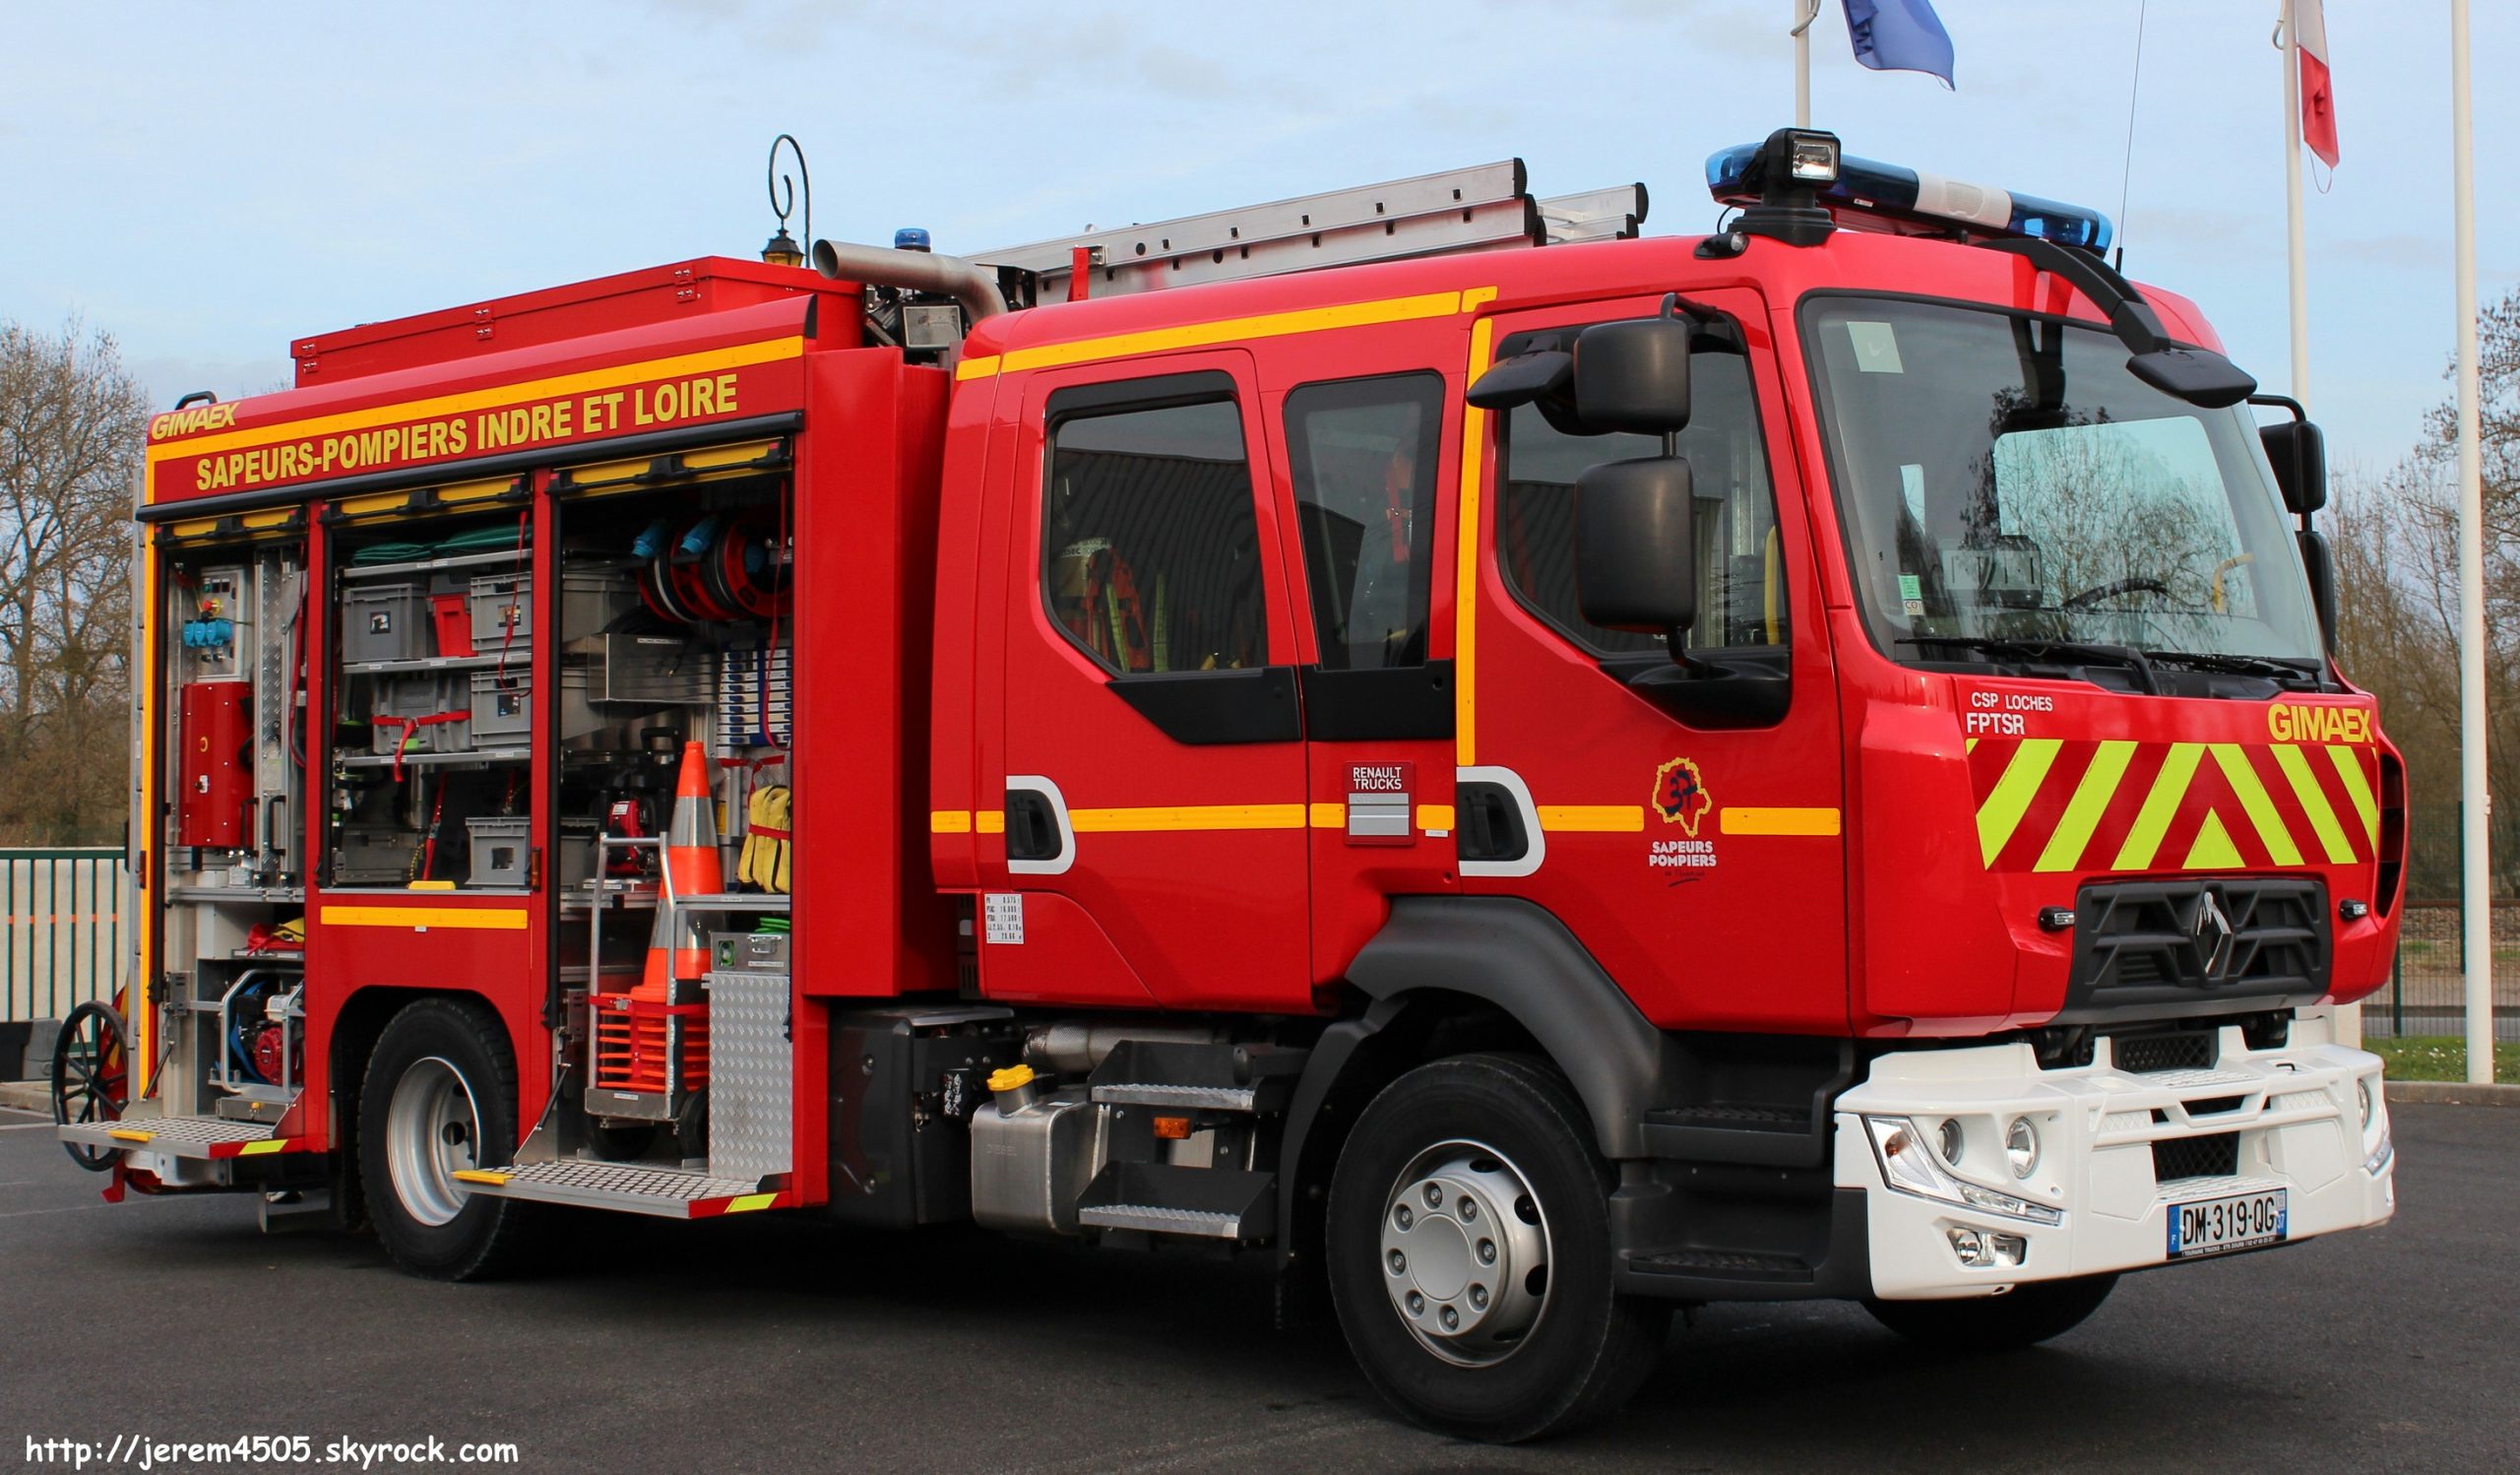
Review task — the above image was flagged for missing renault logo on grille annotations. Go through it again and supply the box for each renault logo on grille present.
[2192,890,2237,981]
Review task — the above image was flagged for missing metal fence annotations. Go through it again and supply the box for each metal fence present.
[0,848,127,1024]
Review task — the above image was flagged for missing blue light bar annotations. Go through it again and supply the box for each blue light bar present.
[1705,144,2113,253]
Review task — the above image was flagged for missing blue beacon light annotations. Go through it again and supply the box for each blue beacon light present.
[1705,144,2113,254]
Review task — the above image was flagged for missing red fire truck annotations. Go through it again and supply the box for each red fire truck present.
[53,129,2401,1441]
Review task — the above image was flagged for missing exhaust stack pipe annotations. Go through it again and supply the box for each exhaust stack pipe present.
[812,238,1009,324]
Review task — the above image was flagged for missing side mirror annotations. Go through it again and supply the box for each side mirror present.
[1575,456,1696,635]
[2261,418,2328,515]
[2125,346,2257,409]
[2299,528,2337,652]
[1573,308,1693,435]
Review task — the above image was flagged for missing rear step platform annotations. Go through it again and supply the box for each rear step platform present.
[61,1112,309,1162]
[454,1160,791,1220]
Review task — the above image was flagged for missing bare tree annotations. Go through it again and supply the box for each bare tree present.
[0,319,147,844]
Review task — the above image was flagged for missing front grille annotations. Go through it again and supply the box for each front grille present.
[2113,1032,2215,1074]
[2058,878,2330,1024]
[2153,1132,2240,1183]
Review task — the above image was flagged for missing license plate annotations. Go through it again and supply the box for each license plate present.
[2166,1188,2288,1259]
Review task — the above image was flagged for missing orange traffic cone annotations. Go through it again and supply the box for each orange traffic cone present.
[641,741,724,989]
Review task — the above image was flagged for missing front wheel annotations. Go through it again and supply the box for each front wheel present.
[358,997,541,1280]
[1326,1054,1669,1443]
[1863,1273,2118,1351]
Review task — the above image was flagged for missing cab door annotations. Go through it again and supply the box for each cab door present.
[979,353,1312,1012]
[1262,367,1462,984]
[1461,288,1849,1033]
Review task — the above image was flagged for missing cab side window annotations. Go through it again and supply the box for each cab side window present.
[1496,325,1785,656]
[1042,379,1267,675]
[1286,373,1444,671]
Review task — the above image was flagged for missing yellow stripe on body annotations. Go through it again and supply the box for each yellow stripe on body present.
[319,905,529,930]
[1309,803,1346,829]
[2208,743,2304,866]
[1417,803,1457,832]
[146,336,807,469]
[2182,810,2246,869]
[108,1128,154,1143]
[453,1169,512,1186]
[929,810,974,834]
[2327,743,2379,845]
[1720,806,1841,837]
[1976,738,2063,866]
[2111,742,2205,870]
[1067,804,1309,833]
[2035,739,2138,872]
[2269,743,2358,864]
[976,810,1006,834]
[1454,298,1498,768]
[235,1139,285,1156]
[723,1192,779,1214]
[958,291,1471,382]
[1538,805,1644,832]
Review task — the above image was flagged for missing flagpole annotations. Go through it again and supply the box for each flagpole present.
[2451,0,2493,1083]
[1793,0,1820,127]
[2283,0,2309,411]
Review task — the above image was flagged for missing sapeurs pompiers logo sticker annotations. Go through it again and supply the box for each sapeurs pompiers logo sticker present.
[1651,756,1718,874]
[1652,756,1712,836]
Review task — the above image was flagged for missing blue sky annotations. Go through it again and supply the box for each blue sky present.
[3,1,2509,471]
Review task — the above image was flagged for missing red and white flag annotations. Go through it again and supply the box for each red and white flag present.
[2298,0,2339,166]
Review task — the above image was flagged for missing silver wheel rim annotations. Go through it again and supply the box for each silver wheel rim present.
[1378,1138,1552,1367]
[386,1056,481,1227]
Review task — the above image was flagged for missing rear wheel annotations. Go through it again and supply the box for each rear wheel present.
[1326,1054,1669,1443]
[358,997,541,1279]
[1864,1273,2118,1351]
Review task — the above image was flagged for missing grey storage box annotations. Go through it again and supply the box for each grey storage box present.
[556,817,599,889]
[470,668,535,741]
[333,822,413,885]
[466,663,608,742]
[465,816,531,888]
[471,570,640,650]
[344,582,429,664]
[470,572,533,648]
[369,673,472,755]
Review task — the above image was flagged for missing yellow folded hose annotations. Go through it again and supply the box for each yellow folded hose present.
[737,783,791,893]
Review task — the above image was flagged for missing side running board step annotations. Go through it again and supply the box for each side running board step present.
[1075,1161,1276,1243]
[454,1160,793,1220]
[1087,1039,1309,1117]
[62,1113,310,1162]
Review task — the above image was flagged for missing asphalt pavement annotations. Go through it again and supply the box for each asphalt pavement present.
[0,1102,2511,1474]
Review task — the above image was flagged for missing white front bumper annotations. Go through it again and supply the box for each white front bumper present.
[1839,1012,2395,1300]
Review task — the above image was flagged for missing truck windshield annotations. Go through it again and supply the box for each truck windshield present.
[1804,297,2324,671]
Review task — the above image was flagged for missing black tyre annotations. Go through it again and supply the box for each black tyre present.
[1864,1273,2118,1351]
[357,997,542,1280]
[1326,1054,1670,1443]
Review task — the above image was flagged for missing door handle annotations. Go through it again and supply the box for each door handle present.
[1006,791,1063,863]
[1455,781,1530,865]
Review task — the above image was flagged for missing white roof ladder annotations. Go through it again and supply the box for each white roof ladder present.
[972,161,1647,304]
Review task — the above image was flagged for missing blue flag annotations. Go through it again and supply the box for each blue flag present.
[1842,0,1956,89]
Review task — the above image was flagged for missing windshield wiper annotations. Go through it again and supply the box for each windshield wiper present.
[1894,635,2158,693]
[2140,649,2326,689]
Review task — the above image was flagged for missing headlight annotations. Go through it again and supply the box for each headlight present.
[2004,1116,2041,1180]
[1864,1116,2062,1226]
[1937,1118,1966,1167]
[2357,1077,2375,1128]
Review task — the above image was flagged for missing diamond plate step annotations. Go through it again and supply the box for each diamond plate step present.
[453,1159,787,1219]
[1076,1203,1244,1238]
[1090,1082,1258,1112]
[61,1113,303,1161]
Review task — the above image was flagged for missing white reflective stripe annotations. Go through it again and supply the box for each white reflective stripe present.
[1911,171,2014,229]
